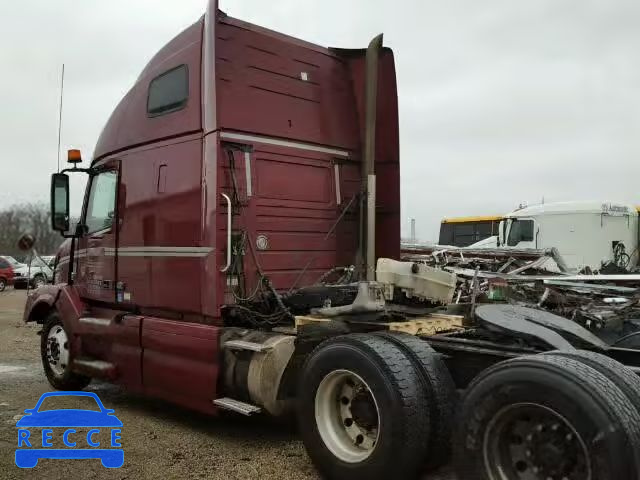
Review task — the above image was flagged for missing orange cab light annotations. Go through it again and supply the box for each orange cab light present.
[67,149,82,164]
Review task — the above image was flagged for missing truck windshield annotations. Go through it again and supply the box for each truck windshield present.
[506,219,534,246]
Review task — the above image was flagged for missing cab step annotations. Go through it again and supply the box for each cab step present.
[223,340,273,353]
[213,397,261,416]
[72,359,117,379]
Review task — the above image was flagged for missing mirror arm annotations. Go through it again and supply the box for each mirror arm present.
[60,166,93,175]
[59,223,87,239]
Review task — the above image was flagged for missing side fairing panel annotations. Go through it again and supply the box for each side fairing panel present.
[215,17,360,151]
[338,49,401,262]
[216,137,358,295]
[211,19,400,301]
[141,317,221,414]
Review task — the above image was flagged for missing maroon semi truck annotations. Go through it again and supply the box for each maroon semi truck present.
[24,2,640,479]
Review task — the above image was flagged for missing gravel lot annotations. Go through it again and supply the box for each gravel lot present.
[0,289,454,479]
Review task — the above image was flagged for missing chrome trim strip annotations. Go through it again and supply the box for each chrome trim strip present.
[113,247,213,253]
[244,151,252,197]
[203,0,217,133]
[116,251,211,257]
[58,246,213,262]
[79,317,111,327]
[220,131,350,158]
[334,163,341,205]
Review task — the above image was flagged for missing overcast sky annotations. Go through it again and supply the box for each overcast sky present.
[2,0,639,241]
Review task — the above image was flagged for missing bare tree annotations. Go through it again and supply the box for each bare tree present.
[0,203,62,260]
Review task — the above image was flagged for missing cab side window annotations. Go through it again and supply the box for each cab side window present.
[520,220,534,241]
[85,171,118,234]
[147,65,189,117]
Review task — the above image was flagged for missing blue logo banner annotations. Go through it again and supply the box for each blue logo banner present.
[15,391,123,468]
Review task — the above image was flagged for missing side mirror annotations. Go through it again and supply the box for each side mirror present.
[51,173,70,232]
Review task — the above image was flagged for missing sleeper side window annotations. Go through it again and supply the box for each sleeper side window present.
[147,65,189,117]
[85,171,118,234]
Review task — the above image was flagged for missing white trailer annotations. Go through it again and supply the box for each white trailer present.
[496,201,639,271]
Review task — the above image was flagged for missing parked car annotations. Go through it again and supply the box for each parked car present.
[0,257,15,292]
[13,256,55,289]
[0,255,25,269]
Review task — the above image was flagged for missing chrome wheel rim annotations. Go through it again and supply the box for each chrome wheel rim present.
[483,402,591,480]
[314,369,380,463]
[46,325,69,377]
[34,276,45,288]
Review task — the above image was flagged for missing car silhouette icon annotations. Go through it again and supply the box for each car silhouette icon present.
[15,391,123,468]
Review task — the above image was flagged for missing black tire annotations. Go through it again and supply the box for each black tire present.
[544,349,640,411]
[454,354,640,480]
[41,312,91,390]
[0,277,5,292]
[374,331,456,471]
[297,334,430,480]
[32,274,46,288]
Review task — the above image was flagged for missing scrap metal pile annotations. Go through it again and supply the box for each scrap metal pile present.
[402,245,640,346]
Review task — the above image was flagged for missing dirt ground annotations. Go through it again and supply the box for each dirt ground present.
[0,289,454,479]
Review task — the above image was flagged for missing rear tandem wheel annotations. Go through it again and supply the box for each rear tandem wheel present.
[373,331,457,471]
[453,353,640,480]
[296,333,431,480]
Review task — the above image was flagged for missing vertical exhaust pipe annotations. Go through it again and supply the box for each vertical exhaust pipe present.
[363,34,383,281]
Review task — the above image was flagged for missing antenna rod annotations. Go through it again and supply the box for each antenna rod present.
[57,64,65,173]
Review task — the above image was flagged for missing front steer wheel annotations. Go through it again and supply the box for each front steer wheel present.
[454,354,640,480]
[297,334,430,480]
[41,312,91,390]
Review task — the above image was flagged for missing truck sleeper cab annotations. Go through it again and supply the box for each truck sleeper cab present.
[27,2,400,422]
[24,3,640,480]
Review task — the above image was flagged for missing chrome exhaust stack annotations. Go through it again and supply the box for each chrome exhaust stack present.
[363,34,383,281]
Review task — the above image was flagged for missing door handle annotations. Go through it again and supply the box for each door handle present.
[220,193,232,272]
